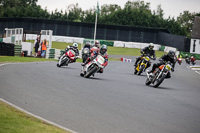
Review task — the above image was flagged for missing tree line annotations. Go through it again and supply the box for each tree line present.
[0,0,199,37]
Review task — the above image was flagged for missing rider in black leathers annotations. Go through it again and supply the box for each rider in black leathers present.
[148,50,176,78]
[134,43,156,69]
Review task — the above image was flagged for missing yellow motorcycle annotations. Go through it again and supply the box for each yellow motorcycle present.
[134,54,152,75]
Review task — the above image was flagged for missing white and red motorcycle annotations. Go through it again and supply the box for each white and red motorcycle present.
[80,55,105,78]
[57,49,79,67]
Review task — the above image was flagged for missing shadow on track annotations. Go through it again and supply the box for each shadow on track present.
[146,85,176,90]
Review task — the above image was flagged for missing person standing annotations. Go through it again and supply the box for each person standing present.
[41,39,48,58]
[34,37,40,57]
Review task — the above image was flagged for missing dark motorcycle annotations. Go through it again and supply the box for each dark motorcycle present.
[185,57,190,64]
[82,48,90,63]
[145,61,173,88]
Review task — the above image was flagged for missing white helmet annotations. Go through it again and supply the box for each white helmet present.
[73,43,78,48]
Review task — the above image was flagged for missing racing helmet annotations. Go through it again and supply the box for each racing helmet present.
[168,50,175,59]
[100,44,107,55]
[149,43,154,50]
[94,40,100,48]
[73,43,78,48]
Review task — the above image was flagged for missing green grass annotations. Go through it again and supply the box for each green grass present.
[0,56,56,63]
[0,101,71,133]
[50,41,166,57]
[28,40,166,57]
[107,46,166,57]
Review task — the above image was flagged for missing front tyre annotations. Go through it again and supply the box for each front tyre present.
[57,63,61,67]
[145,78,151,85]
[153,75,166,88]
[85,67,98,78]
[138,65,145,75]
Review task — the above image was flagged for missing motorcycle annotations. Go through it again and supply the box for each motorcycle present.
[57,49,78,67]
[145,61,173,88]
[80,55,105,78]
[177,57,182,65]
[82,48,90,63]
[185,57,190,64]
[190,56,196,65]
[134,54,152,75]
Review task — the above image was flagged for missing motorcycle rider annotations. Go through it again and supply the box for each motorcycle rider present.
[148,50,176,78]
[80,44,108,75]
[83,42,91,49]
[134,43,156,69]
[65,43,79,62]
[98,44,108,73]
[81,40,100,66]
[190,55,196,64]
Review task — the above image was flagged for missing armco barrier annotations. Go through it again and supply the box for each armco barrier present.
[83,39,114,46]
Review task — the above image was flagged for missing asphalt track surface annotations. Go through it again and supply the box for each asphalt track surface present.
[0,60,200,133]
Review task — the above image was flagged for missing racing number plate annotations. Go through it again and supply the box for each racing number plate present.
[166,64,172,70]
[98,56,105,64]
[144,57,150,61]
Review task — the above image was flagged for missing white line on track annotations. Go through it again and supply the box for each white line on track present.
[0,98,78,133]
[195,71,200,75]
[0,62,78,133]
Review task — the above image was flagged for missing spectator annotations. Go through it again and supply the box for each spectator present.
[41,39,48,58]
[34,37,40,57]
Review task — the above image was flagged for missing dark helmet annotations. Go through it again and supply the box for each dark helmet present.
[100,44,107,55]
[168,50,175,59]
[149,43,154,50]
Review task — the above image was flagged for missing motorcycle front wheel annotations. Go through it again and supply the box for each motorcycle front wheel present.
[153,75,166,88]
[145,78,151,85]
[85,67,98,78]
[138,65,145,75]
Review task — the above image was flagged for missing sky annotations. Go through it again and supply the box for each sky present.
[37,0,200,18]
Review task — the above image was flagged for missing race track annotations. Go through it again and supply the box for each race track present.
[0,60,200,133]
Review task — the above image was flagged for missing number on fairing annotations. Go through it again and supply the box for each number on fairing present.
[144,57,150,61]
[97,55,105,64]
[166,64,172,70]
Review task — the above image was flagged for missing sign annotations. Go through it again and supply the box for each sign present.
[190,39,200,54]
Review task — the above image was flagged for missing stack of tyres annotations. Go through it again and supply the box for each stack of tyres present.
[6,43,14,56]
[46,48,55,59]
[48,49,55,58]
[14,45,22,57]
[0,42,6,55]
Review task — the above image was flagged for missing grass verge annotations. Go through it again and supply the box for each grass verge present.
[0,100,71,133]
[51,41,166,57]
[0,56,56,63]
